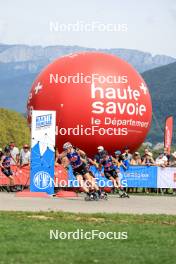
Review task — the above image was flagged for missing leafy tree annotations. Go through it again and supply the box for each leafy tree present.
[0,108,30,149]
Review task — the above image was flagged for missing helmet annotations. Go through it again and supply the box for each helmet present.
[115,150,121,155]
[97,146,104,152]
[63,142,72,150]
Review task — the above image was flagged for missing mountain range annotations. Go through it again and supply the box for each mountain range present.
[0,43,175,78]
[0,43,175,144]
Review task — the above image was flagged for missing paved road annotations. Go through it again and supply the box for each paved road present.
[0,193,176,214]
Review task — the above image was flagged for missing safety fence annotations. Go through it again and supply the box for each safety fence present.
[0,165,176,188]
[0,165,68,187]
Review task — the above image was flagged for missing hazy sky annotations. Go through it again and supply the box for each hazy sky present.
[0,0,176,57]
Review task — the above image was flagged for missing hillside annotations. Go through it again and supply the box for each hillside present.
[0,46,175,145]
[0,108,30,148]
[142,62,176,144]
[0,73,36,112]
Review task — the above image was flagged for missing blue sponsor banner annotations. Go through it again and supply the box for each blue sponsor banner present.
[30,143,55,194]
[67,165,157,188]
[120,166,157,188]
[30,110,56,195]
[67,165,113,187]
[89,166,113,187]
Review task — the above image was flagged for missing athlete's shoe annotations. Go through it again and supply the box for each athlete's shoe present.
[119,190,130,198]
[99,191,108,200]
[85,192,94,201]
[92,192,99,201]
[10,186,18,192]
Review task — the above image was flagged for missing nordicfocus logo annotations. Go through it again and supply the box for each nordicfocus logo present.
[36,114,52,128]
[33,171,52,189]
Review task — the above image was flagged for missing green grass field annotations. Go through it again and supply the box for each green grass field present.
[0,212,176,264]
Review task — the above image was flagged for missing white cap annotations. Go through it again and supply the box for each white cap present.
[97,146,104,151]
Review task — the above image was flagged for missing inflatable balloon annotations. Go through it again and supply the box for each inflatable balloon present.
[27,52,152,156]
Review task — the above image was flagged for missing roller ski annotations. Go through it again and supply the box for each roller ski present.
[119,189,130,198]
[85,192,99,201]
[99,191,108,200]
[9,186,18,192]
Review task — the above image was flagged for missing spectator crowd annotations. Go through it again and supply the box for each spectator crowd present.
[0,142,176,194]
[1,142,176,168]
[0,142,30,167]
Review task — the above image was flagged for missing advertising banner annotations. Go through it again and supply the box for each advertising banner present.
[0,166,30,186]
[67,165,158,188]
[1,164,176,189]
[164,116,173,154]
[119,166,157,188]
[30,110,56,194]
[157,167,176,188]
[27,53,152,156]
